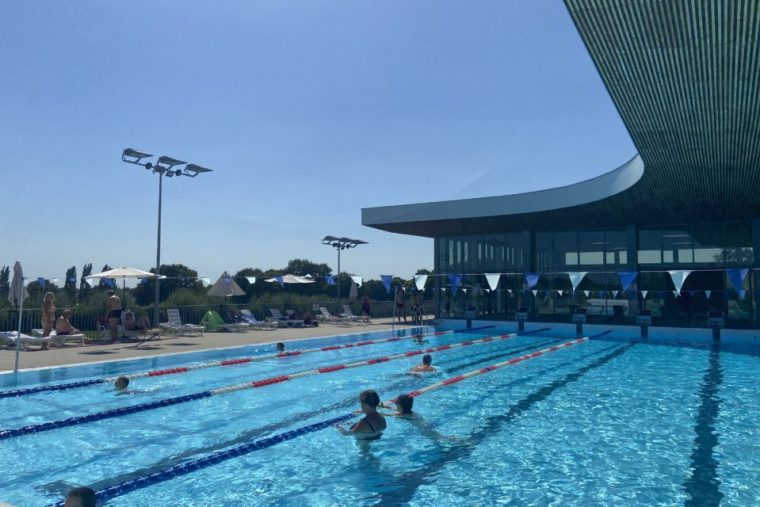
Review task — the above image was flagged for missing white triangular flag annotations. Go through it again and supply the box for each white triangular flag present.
[484,273,501,291]
[532,290,538,297]
[668,270,692,294]
[705,290,711,299]
[612,290,619,298]
[245,276,256,284]
[351,276,363,287]
[584,290,590,298]
[414,274,428,291]
[641,290,648,299]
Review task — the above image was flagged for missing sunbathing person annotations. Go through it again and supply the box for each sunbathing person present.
[123,310,151,331]
[336,389,387,440]
[54,309,81,336]
[410,354,436,373]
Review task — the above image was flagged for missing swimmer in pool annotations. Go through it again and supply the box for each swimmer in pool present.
[276,342,285,353]
[336,389,387,439]
[410,354,436,373]
[379,394,418,420]
[114,376,130,394]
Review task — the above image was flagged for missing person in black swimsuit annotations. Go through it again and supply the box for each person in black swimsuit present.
[336,389,387,439]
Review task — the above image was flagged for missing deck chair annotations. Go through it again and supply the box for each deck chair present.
[319,307,347,324]
[340,305,364,322]
[269,308,304,328]
[2,331,53,350]
[32,329,86,347]
[160,308,204,336]
[120,310,160,341]
[240,310,277,330]
[201,310,249,332]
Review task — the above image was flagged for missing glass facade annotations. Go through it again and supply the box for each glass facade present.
[435,220,757,328]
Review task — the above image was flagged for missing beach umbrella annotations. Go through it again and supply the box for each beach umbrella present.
[86,266,162,301]
[265,274,315,307]
[206,272,245,297]
[9,261,28,372]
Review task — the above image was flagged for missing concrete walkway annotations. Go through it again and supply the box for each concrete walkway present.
[0,318,429,373]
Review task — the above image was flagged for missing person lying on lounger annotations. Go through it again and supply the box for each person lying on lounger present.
[123,310,152,331]
[54,309,81,336]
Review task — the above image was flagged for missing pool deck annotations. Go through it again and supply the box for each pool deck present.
[0,318,423,373]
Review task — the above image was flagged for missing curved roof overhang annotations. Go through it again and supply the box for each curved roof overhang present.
[363,1,760,238]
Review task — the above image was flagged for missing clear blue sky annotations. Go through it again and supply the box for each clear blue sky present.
[0,1,635,283]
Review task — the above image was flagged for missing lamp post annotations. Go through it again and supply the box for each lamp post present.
[122,148,213,326]
[321,236,367,300]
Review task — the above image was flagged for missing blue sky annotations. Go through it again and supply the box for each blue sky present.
[0,1,635,283]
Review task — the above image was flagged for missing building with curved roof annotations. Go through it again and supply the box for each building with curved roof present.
[362,0,760,328]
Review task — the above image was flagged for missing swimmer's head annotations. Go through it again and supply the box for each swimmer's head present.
[359,389,380,410]
[395,394,414,414]
[422,354,433,366]
[276,342,285,352]
[114,376,129,391]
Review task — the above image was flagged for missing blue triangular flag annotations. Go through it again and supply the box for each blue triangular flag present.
[381,275,393,294]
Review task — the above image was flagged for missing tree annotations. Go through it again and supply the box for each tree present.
[285,259,331,277]
[64,266,77,303]
[132,264,203,306]
[0,265,9,301]
[79,263,92,303]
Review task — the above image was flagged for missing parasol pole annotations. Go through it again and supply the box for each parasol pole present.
[13,290,24,373]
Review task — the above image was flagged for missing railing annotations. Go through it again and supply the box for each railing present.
[0,300,431,336]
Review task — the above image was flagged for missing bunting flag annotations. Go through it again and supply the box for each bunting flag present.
[532,289,538,297]
[103,278,114,288]
[687,290,696,297]
[245,276,256,285]
[641,290,648,299]
[739,290,746,300]
[726,268,749,293]
[324,275,336,286]
[598,290,606,298]
[668,270,692,295]
[705,290,712,299]
[484,273,501,291]
[200,278,211,287]
[617,271,638,292]
[584,290,590,298]
[525,273,541,289]
[462,288,468,294]
[557,290,564,297]
[381,275,393,294]
[37,277,46,289]
[611,290,619,299]
[567,272,587,292]
[351,275,363,287]
[275,275,284,288]
[507,289,513,296]
[673,290,679,297]
[449,274,462,296]
[140,278,149,285]
[50,278,59,283]
[440,288,446,292]
[414,274,428,291]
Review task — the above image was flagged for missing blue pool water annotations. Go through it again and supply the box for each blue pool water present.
[1,326,759,506]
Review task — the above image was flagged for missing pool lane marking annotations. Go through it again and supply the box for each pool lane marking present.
[0,329,549,440]
[683,343,724,506]
[0,328,454,399]
[56,331,591,506]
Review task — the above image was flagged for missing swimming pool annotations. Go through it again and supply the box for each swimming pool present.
[1,325,759,506]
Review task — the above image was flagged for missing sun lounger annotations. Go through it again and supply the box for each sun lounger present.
[340,305,365,322]
[319,307,347,324]
[160,308,204,336]
[269,308,304,328]
[32,329,86,347]
[2,331,53,350]
[240,310,277,330]
[201,310,249,332]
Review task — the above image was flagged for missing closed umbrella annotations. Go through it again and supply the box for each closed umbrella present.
[9,261,28,372]
[206,272,245,297]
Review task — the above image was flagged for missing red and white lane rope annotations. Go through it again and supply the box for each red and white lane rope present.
[398,336,589,401]
[104,329,454,382]
[208,331,521,395]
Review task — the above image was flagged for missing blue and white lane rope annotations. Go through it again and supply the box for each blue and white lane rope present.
[0,327,452,399]
[2,329,549,441]
[55,331,602,505]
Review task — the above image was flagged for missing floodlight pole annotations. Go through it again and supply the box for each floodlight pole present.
[154,172,163,328]
[322,236,367,301]
[121,149,213,327]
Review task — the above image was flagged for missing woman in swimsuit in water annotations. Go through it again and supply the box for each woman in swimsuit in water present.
[336,389,387,439]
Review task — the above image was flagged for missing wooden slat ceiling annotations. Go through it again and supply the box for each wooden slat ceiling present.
[364,0,760,238]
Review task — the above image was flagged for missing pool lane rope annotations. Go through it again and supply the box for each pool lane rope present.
[58,331,602,506]
[0,328,453,399]
[1,328,549,441]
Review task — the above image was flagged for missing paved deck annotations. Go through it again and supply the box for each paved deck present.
[1,318,427,373]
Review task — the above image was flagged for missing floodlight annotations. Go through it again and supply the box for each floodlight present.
[122,148,153,162]
[157,156,186,168]
[184,163,214,177]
